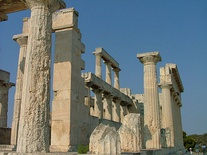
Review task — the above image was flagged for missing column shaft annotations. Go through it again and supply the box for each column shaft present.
[112,99,121,122]
[93,89,103,119]
[113,68,120,90]
[17,4,53,153]
[0,70,14,128]
[0,88,9,127]
[160,84,174,147]
[95,54,102,78]
[144,63,160,149]
[11,35,28,146]
[105,62,112,84]
[103,95,112,120]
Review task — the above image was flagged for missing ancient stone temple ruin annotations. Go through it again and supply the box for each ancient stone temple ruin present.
[0,1,187,155]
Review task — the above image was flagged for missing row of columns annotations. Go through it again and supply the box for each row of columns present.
[91,88,128,123]
[92,48,128,123]
[137,53,184,150]
[93,48,121,90]
[159,64,184,148]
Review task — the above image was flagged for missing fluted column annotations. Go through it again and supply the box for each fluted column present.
[113,68,120,90]
[105,61,112,84]
[10,34,28,146]
[94,53,102,78]
[103,94,112,120]
[17,0,65,153]
[93,89,103,119]
[177,104,184,148]
[112,99,121,122]
[159,83,174,147]
[0,80,14,127]
[120,105,128,123]
[137,52,161,149]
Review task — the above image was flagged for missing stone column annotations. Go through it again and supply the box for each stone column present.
[174,94,183,148]
[17,1,65,153]
[103,94,112,120]
[137,52,161,149]
[113,68,120,90]
[10,34,28,146]
[177,104,184,148]
[120,105,128,123]
[159,83,174,147]
[105,61,112,84]
[94,53,102,78]
[93,89,103,119]
[112,99,121,122]
[0,70,14,127]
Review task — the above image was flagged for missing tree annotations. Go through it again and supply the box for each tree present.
[183,131,196,150]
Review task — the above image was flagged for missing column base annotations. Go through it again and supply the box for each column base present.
[0,145,16,151]
[49,145,77,152]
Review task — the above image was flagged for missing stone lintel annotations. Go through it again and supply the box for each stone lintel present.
[52,8,79,31]
[137,51,161,64]
[160,63,184,93]
[82,72,132,106]
[168,64,184,93]
[93,47,121,71]
[0,0,27,15]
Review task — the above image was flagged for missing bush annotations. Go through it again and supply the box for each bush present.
[78,144,89,154]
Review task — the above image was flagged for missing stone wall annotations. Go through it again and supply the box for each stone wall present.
[0,128,11,144]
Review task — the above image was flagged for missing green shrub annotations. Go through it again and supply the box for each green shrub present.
[78,144,89,154]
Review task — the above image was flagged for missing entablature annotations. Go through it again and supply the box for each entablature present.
[82,72,132,106]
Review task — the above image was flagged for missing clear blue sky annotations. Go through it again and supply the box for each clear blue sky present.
[0,0,206,135]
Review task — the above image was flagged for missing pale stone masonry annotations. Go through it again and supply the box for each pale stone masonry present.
[50,8,86,152]
[16,0,65,153]
[10,17,29,147]
[137,52,162,149]
[0,2,186,155]
[159,63,184,149]
[0,70,14,127]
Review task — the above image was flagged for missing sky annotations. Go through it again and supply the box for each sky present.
[0,0,207,135]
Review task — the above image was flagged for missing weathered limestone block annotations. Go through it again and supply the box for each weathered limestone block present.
[118,113,142,153]
[16,0,65,153]
[89,123,121,154]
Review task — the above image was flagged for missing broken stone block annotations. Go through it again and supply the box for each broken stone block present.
[118,113,142,153]
[89,123,121,154]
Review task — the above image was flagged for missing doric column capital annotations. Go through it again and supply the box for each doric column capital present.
[0,81,15,89]
[158,83,172,89]
[25,0,65,12]
[113,67,121,73]
[137,51,161,65]
[13,34,28,47]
